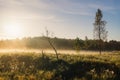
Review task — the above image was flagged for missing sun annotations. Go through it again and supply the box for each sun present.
[3,23,23,39]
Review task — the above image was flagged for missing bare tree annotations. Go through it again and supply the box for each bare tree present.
[93,9,108,54]
[45,28,59,60]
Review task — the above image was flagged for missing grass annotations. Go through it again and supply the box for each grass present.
[0,50,120,80]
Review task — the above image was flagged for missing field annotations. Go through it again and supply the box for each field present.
[0,50,120,80]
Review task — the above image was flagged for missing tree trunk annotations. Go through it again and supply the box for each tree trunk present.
[47,38,59,60]
[99,39,102,55]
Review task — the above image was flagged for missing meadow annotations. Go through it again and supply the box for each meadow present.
[0,50,120,80]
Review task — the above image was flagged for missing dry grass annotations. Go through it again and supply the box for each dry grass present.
[0,49,119,80]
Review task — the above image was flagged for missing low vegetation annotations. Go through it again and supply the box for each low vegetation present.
[0,51,120,80]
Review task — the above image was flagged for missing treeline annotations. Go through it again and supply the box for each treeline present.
[0,37,74,49]
[74,37,120,51]
[0,37,120,51]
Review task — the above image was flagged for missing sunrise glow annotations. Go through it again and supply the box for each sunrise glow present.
[3,22,23,39]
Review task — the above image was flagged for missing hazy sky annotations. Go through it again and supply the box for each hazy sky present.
[0,0,120,40]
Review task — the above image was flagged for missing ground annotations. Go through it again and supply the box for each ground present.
[0,50,120,80]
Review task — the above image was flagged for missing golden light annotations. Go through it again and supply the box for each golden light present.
[3,22,23,39]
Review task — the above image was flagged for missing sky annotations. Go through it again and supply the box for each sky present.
[0,0,120,40]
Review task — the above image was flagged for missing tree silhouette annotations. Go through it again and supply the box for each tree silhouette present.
[45,28,59,60]
[74,37,81,52]
[84,36,89,50]
[93,9,108,54]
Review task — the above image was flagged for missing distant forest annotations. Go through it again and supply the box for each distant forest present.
[0,37,120,51]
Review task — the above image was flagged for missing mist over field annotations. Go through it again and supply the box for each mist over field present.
[0,37,119,79]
